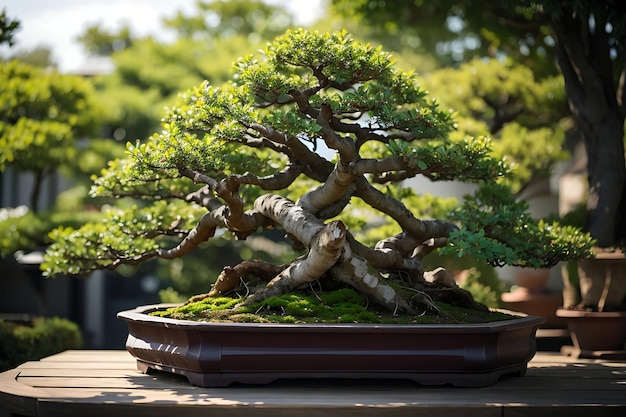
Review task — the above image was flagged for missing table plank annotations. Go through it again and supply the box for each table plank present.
[16,369,143,378]
[1,350,625,417]
[17,361,136,370]
[40,350,136,363]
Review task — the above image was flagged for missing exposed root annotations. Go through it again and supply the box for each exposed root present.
[240,220,347,306]
[331,251,415,314]
[187,260,287,304]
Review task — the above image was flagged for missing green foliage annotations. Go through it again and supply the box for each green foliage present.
[442,183,596,267]
[0,61,100,173]
[419,58,569,192]
[7,46,56,68]
[0,207,104,257]
[43,199,206,275]
[0,8,20,47]
[163,0,294,40]
[0,317,83,372]
[236,28,452,134]
[0,59,119,259]
[389,136,508,181]
[331,0,560,75]
[62,138,127,187]
[0,208,47,256]
[76,23,133,56]
[90,0,299,147]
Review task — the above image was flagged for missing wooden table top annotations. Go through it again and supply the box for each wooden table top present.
[1,350,625,417]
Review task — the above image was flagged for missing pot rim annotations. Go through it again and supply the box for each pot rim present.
[117,303,545,333]
[556,308,626,318]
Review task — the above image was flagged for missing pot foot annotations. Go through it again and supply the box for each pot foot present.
[560,345,626,360]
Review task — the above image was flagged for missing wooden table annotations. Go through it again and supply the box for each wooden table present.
[1,350,625,416]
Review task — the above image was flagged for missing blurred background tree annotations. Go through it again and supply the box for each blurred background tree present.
[0,8,20,46]
[0,59,125,257]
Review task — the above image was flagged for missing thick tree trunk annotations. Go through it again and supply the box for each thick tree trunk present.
[552,13,626,247]
[250,194,414,310]
[583,119,625,246]
[30,169,44,214]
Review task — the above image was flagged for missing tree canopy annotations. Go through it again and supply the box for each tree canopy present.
[419,57,569,193]
[0,59,123,257]
[43,30,594,316]
[0,61,101,211]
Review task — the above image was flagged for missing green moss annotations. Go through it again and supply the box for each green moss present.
[320,288,365,305]
[150,288,516,324]
[151,296,241,319]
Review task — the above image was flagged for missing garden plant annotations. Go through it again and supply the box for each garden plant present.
[43,29,594,322]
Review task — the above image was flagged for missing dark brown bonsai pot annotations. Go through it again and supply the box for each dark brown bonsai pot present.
[118,304,544,388]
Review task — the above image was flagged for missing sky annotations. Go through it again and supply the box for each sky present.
[1,0,324,73]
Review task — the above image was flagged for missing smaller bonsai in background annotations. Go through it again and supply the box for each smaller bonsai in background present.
[0,317,82,372]
[44,30,594,323]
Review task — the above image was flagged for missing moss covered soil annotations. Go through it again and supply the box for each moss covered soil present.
[150,288,516,324]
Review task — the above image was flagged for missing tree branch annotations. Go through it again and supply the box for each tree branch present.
[354,176,458,241]
[235,162,303,190]
[297,164,357,214]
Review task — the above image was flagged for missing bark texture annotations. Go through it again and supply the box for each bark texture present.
[551,8,626,246]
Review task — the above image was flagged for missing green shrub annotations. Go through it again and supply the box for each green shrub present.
[0,316,83,372]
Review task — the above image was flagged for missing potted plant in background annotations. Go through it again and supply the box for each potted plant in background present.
[556,200,626,359]
[557,247,626,358]
[43,29,595,387]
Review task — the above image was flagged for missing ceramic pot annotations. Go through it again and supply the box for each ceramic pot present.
[556,308,626,359]
[118,304,544,388]
[577,252,626,311]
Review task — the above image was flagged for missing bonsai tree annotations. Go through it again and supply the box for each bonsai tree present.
[43,29,594,318]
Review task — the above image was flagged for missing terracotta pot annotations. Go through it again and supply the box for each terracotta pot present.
[512,268,550,292]
[556,308,626,359]
[501,288,566,328]
[578,251,626,311]
[118,304,544,388]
